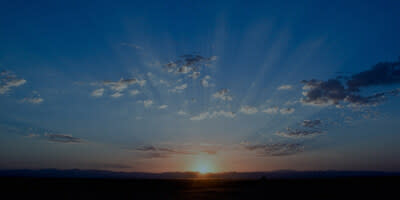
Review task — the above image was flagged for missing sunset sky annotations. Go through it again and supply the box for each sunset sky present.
[1,0,400,173]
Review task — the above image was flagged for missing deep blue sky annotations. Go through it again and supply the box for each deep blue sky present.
[1,0,400,172]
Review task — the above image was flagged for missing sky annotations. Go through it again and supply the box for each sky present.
[1,0,400,173]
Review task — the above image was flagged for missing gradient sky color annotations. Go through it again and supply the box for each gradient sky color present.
[1,0,400,172]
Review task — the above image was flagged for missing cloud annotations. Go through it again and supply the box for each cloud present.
[239,106,258,115]
[91,88,104,97]
[302,120,321,128]
[275,128,324,138]
[346,60,400,91]
[143,99,153,107]
[213,89,232,101]
[277,84,293,90]
[159,79,170,86]
[189,71,200,79]
[190,110,236,120]
[130,89,140,96]
[102,78,145,93]
[301,79,347,106]
[163,55,217,79]
[177,110,187,115]
[0,71,27,94]
[262,106,279,114]
[301,57,400,107]
[111,92,123,98]
[21,97,44,104]
[201,75,212,87]
[169,83,187,93]
[242,142,304,156]
[135,145,194,158]
[45,133,82,143]
[280,108,295,114]
[159,105,168,109]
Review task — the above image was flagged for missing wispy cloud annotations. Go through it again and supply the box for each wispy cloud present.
[177,110,187,115]
[21,97,44,104]
[91,88,104,97]
[0,71,26,94]
[169,83,187,93]
[143,99,153,107]
[111,92,123,98]
[242,142,304,156]
[45,133,82,143]
[213,89,232,101]
[190,110,236,120]
[135,145,194,158]
[279,108,295,114]
[239,106,258,115]
[275,128,324,138]
[277,84,293,90]
[262,106,279,114]
[159,105,168,109]
[129,89,140,96]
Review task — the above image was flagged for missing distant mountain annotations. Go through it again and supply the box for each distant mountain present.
[0,169,399,179]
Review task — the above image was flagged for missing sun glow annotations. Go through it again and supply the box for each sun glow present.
[191,156,216,174]
[195,163,213,174]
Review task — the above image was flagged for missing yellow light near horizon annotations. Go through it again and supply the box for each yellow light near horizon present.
[191,156,216,174]
[195,163,213,174]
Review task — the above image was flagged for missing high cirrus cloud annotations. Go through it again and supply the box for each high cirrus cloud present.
[301,57,400,107]
[0,71,27,94]
[242,142,304,156]
[45,133,82,143]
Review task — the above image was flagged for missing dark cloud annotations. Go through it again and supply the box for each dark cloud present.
[163,54,217,75]
[243,143,304,156]
[276,128,324,138]
[135,145,194,158]
[301,79,347,105]
[347,60,400,91]
[302,120,321,128]
[136,145,157,151]
[301,57,400,107]
[45,133,82,143]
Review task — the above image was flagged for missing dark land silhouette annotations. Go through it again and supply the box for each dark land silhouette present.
[1,169,399,199]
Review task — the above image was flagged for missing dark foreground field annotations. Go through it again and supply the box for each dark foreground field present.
[1,177,398,199]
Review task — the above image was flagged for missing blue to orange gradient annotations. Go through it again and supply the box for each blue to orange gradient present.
[1,0,400,173]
